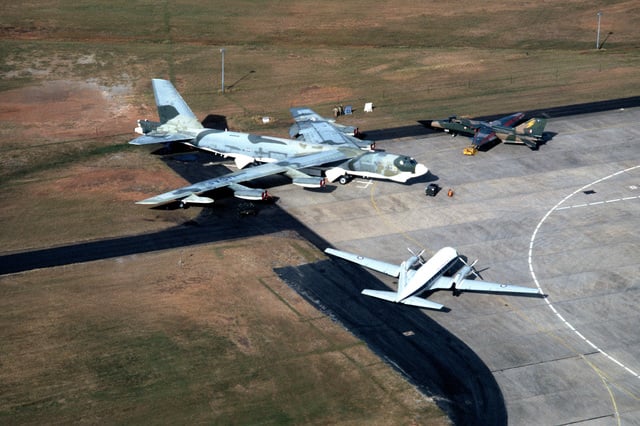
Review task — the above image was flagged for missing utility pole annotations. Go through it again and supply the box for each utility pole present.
[596,11,602,49]
[220,48,225,92]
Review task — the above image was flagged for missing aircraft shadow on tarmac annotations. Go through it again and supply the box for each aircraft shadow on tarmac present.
[0,151,507,424]
[276,259,507,425]
[8,96,640,422]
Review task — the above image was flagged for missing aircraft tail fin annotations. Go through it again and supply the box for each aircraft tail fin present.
[516,118,547,139]
[151,79,199,124]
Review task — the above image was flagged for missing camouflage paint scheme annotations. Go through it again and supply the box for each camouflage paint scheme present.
[426,112,547,149]
[130,79,428,207]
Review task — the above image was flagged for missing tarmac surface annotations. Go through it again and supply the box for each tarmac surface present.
[2,101,639,424]
[274,105,640,425]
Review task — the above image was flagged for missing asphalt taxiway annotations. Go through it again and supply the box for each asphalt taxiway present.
[2,102,639,424]
[275,106,640,424]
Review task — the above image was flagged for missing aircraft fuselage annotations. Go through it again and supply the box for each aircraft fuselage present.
[399,247,459,301]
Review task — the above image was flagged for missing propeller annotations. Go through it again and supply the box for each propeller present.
[407,248,426,265]
[460,258,481,279]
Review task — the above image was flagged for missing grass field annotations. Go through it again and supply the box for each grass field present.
[1,0,639,423]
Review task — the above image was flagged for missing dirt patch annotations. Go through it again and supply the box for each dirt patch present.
[288,85,354,106]
[0,80,139,141]
[34,158,189,203]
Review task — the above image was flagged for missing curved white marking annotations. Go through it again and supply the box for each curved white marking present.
[528,164,640,379]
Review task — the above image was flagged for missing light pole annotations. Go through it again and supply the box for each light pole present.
[220,48,225,92]
[596,11,602,49]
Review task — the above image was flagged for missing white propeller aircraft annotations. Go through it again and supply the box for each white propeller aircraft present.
[324,246,545,310]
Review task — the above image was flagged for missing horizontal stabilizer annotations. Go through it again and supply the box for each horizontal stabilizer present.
[129,133,194,145]
[362,290,445,310]
[362,289,399,302]
[401,296,445,310]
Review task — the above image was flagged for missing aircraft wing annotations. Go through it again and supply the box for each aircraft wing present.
[471,125,498,147]
[290,107,372,150]
[325,248,401,277]
[455,279,543,295]
[137,148,353,206]
[489,112,525,127]
[430,275,542,295]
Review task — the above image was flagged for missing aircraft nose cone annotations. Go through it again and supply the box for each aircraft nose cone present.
[414,163,429,177]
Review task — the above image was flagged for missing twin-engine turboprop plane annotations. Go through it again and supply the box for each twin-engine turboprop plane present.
[130,79,428,207]
[324,246,544,310]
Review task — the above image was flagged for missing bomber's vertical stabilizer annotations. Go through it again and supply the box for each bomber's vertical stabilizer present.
[151,78,200,125]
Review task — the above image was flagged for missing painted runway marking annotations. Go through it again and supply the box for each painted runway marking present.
[528,164,640,380]
[355,179,374,189]
[555,195,640,210]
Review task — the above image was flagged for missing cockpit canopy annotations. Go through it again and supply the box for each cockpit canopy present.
[394,156,418,172]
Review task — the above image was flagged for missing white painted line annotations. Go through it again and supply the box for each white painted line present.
[528,164,640,380]
[355,179,374,189]
[554,195,639,210]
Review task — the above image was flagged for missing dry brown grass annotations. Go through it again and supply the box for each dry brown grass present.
[1,0,639,423]
[0,235,446,425]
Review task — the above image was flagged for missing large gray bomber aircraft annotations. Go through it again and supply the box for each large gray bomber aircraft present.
[130,79,428,207]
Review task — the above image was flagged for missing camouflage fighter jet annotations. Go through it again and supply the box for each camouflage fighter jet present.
[325,245,545,310]
[424,112,547,150]
[130,79,428,207]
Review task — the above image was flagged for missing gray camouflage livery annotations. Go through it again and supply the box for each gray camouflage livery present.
[130,79,428,207]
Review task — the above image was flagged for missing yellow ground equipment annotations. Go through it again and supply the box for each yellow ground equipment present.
[463,146,478,155]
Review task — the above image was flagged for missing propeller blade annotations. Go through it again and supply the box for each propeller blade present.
[407,248,427,264]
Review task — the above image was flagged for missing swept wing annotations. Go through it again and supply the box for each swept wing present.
[471,125,498,148]
[471,112,526,148]
[137,148,354,206]
[488,112,525,127]
[290,107,374,150]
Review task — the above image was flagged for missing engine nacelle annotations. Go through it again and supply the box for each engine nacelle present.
[452,265,474,288]
[292,177,326,188]
[233,188,269,201]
